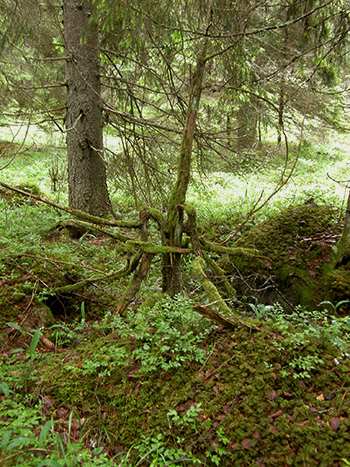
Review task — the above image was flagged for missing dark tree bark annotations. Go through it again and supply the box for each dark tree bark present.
[63,0,111,216]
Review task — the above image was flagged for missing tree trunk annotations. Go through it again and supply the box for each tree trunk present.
[236,98,258,153]
[162,39,209,295]
[277,82,285,148]
[63,0,111,216]
[333,191,350,268]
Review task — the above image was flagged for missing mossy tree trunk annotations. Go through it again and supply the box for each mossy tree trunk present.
[333,191,350,268]
[162,38,209,296]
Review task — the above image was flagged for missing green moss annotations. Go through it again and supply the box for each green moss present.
[329,268,350,301]
[191,256,232,315]
[31,319,350,466]
[3,198,350,466]
[138,292,163,312]
[220,204,340,309]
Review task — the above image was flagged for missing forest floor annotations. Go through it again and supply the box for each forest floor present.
[1,188,350,466]
[1,134,350,465]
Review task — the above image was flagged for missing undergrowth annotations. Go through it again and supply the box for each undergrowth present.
[247,302,350,379]
[53,294,213,378]
[3,295,350,466]
[2,133,350,465]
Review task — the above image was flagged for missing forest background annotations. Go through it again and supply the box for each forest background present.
[2,0,350,466]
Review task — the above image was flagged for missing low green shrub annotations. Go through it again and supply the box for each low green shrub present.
[62,294,213,378]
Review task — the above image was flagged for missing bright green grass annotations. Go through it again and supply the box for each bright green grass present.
[1,123,349,225]
[188,135,350,224]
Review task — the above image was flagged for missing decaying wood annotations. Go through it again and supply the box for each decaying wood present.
[193,304,261,332]
[191,256,261,332]
[193,304,236,330]
[116,252,153,316]
[1,179,261,327]
[117,212,154,315]
[191,256,233,315]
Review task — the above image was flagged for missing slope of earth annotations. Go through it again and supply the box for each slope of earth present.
[219,203,343,311]
[1,194,350,466]
[2,300,350,466]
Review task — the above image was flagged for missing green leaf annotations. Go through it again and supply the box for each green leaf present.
[29,330,41,358]
[0,382,10,397]
[39,420,53,444]
[93,446,104,455]
[1,430,12,450]
[81,301,85,326]
[37,460,64,467]
[6,437,32,452]
[335,300,350,310]
[5,322,24,335]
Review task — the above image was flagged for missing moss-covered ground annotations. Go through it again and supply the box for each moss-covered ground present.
[2,310,350,466]
[1,191,350,466]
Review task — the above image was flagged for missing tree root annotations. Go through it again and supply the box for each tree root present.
[191,256,261,332]
[191,256,233,315]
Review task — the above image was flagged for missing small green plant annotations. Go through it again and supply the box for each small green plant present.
[116,404,209,466]
[120,433,201,466]
[247,297,274,319]
[319,299,350,314]
[50,306,92,348]
[280,354,324,379]
[6,323,42,360]
[71,295,213,378]
[166,404,231,466]
[80,301,86,326]
[0,352,118,466]
[168,403,203,432]
[0,401,118,466]
[248,302,350,379]
[130,295,211,373]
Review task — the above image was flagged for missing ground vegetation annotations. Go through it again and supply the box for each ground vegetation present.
[1,134,350,465]
[1,0,350,465]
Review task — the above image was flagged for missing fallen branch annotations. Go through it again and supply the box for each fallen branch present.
[201,250,237,297]
[193,304,236,329]
[191,256,233,315]
[55,253,142,294]
[0,181,140,229]
[57,219,132,242]
[200,238,259,258]
[117,252,154,316]
[193,303,261,332]
[191,257,261,332]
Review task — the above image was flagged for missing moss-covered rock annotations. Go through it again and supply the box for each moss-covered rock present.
[328,268,350,307]
[220,204,341,310]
